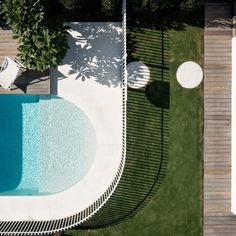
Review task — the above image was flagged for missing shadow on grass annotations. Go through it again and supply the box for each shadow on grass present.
[127,1,204,31]
[76,88,169,230]
[42,0,203,28]
[146,80,169,109]
[71,23,170,231]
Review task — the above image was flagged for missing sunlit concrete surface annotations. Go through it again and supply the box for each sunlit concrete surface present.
[0,22,124,221]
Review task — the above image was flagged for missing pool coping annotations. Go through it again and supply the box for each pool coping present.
[0,23,124,227]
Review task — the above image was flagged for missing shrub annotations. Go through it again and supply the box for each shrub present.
[101,0,121,17]
[59,0,79,10]
[0,0,69,71]
[180,0,203,11]
[101,0,115,16]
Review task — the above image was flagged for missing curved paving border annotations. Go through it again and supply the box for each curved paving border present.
[0,6,127,235]
[78,25,169,229]
[80,89,169,229]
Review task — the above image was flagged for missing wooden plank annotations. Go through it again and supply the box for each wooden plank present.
[205,30,232,36]
[204,1,235,235]
[204,105,231,110]
[0,29,50,94]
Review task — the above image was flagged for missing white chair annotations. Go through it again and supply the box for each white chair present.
[0,56,25,90]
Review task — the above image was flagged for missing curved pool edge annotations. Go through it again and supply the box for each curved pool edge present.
[0,71,124,220]
[0,82,126,235]
[0,18,127,235]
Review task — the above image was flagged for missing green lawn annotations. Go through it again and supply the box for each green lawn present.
[67,26,203,236]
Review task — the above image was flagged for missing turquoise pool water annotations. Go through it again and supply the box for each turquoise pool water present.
[0,95,96,195]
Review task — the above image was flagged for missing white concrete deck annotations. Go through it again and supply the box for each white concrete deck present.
[0,22,124,221]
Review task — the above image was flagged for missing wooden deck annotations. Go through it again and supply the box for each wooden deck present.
[0,28,50,94]
[204,1,236,235]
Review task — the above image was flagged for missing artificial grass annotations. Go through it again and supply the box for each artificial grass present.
[79,86,168,228]
[67,25,203,236]
[71,27,169,229]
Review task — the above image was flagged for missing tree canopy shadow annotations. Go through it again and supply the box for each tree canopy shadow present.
[64,22,122,87]
[42,0,122,22]
[127,0,204,31]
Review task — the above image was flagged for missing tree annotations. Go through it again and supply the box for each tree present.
[0,0,69,71]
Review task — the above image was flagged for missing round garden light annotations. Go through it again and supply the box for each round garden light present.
[176,61,203,89]
[127,61,150,89]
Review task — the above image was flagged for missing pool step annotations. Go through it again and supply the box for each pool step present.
[38,96,93,194]
[15,98,40,193]
[38,98,52,193]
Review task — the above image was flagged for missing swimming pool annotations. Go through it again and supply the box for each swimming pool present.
[0,95,96,195]
[0,23,125,234]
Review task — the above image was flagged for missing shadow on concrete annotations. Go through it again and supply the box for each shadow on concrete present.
[62,22,122,87]
[75,24,170,231]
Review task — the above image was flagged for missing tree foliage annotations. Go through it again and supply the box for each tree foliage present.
[127,0,204,29]
[0,0,69,71]
[59,0,78,10]
[127,0,203,11]
[57,0,121,21]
